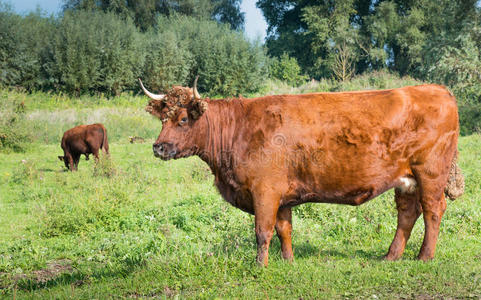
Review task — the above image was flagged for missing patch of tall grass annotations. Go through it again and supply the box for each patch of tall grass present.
[256,70,424,96]
[1,89,160,149]
[0,92,32,152]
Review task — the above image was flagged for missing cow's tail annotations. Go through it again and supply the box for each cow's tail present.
[101,125,109,155]
[444,151,464,200]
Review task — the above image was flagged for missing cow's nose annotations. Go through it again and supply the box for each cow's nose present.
[153,143,164,152]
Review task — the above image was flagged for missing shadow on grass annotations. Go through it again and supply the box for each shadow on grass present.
[3,261,143,295]
[294,242,384,260]
[208,232,385,263]
[37,168,57,172]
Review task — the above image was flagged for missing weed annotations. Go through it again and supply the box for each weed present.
[10,159,39,184]
[92,155,117,178]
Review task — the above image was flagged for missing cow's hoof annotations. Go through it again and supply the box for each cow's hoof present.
[383,253,400,261]
[417,254,434,262]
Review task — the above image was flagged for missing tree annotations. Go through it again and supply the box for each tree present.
[268,53,307,86]
[0,4,56,90]
[331,41,356,82]
[62,0,245,31]
[49,10,143,95]
[366,1,425,75]
[301,0,360,79]
[258,0,481,81]
[154,15,267,96]
[257,0,315,76]
[213,0,245,30]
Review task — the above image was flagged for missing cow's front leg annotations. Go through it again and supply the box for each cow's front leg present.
[254,191,280,267]
[276,206,293,261]
[65,153,75,171]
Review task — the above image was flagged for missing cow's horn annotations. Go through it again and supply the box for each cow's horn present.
[193,75,201,100]
[138,78,165,100]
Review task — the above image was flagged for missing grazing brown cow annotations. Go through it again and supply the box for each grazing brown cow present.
[58,123,109,171]
[139,78,464,266]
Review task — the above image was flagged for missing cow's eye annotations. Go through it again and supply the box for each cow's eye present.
[180,117,188,125]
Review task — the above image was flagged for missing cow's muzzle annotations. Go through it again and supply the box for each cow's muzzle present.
[153,142,177,160]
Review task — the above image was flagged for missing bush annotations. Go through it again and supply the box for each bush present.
[141,30,193,92]
[459,103,481,135]
[92,156,118,178]
[0,7,268,97]
[0,91,32,152]
[156,15,268,96]
[421,31,481,104]
[419,24,481,135]
[48,10,143,96]
[0,5,55,91]
[268,53,308,87]
[257,70,422,96]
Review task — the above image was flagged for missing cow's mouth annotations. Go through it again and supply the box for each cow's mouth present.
[153,142,177,160]
[154,150,176,160]
[153,143,196,160]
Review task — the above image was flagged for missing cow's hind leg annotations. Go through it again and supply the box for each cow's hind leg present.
[413,168,448,261]
[385,188,421,260]
[72,153,80,171]
[275,207,293,261]
[412,132,456,261]
[92,148,100,162]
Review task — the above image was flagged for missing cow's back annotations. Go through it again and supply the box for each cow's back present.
[61,123,106,154]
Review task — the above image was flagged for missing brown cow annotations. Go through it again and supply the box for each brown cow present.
[139,78,464,266]
[58,123,109,171]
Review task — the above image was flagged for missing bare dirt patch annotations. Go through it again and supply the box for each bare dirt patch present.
[32,259,73,284]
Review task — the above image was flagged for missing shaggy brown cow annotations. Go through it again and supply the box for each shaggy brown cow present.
[58,123,109,171]
[139,78,464,266]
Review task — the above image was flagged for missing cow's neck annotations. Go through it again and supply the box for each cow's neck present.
[196,99,240,178]
[196,100,237,170]
[194,99,249,210]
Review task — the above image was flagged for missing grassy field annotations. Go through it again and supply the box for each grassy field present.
[1,86,481,298]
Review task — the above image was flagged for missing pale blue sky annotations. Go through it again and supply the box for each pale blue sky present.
[9,0,268,41]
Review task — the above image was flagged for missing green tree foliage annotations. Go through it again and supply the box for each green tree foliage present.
[268,53,307,86]
[302,0,360,79]
[213,0,245,30]
[0,5,55,90]
[0,1,264,98]
[366,1,425,75]
[62,0,245,31]
[257,0,314,76]
[0,4,22,87]
[48,10,143,95]
[258,0,480,79]
[155,15,267,96]
[141,30,193,91]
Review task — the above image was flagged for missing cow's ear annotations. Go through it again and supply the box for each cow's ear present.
[58,156,64,161]
[145,99,167,119]
[190,99,208,120]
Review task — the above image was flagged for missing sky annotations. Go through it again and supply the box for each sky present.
[9,0,268,41]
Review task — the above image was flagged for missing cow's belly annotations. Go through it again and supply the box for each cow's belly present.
[280,174,416,207]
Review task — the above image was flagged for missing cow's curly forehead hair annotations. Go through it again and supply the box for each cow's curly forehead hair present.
[145,86,208,122]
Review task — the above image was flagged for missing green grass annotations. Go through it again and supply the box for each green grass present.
[0,134,480,298]
[0,84,480,298]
